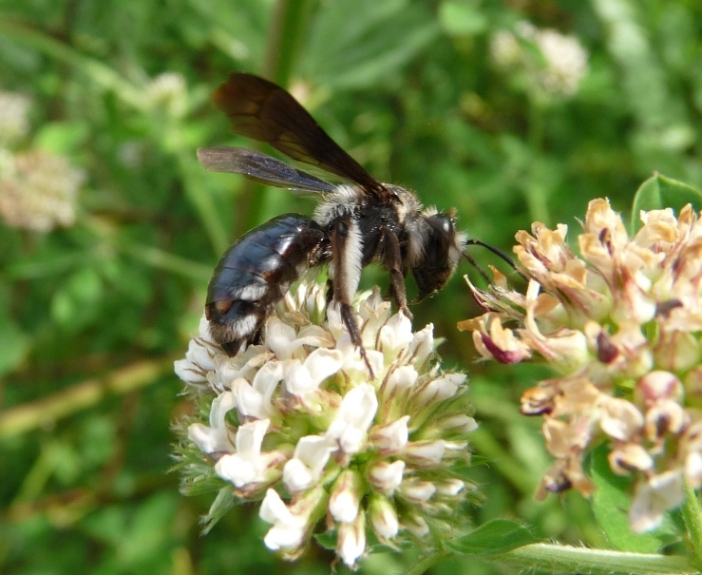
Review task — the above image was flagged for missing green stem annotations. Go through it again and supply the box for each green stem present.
[262,0,317,84]
[525,96,550,226]
[0,359,173,439]
[468,427,535,495]
[408,544,698,575]
[492,542,699,575]
[176,150,231,257]
[682,483,702,566]
[118,241,212,282]
[235,0,318,239]
[405,549,451,575]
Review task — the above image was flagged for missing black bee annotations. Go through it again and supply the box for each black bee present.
[198,73,499,373]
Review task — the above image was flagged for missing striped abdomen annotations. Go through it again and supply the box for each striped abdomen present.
[206,214,328,355]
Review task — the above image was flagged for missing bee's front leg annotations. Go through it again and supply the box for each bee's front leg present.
[330,217,375,378]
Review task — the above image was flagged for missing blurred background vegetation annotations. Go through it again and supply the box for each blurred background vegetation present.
[1,0,701,573]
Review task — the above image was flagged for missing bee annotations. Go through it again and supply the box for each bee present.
[198,73,506,374]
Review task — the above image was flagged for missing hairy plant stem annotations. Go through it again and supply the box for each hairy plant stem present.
[407,543,700,575]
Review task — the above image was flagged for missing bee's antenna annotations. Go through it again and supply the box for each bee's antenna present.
[463,239,526,280]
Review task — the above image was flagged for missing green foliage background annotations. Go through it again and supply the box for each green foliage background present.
[1,0,701,573]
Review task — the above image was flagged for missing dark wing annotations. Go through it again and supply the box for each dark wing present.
[197,147,336,194]
[212,72,385,196]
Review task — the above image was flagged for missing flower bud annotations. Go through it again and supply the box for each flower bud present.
[368,496,399,540]
[370,416,409,453]
[329,470,363,523]
[337,510,366,567]
[367,460,405,494]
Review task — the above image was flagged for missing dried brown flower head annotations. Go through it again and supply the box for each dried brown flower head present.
[460,199,702,532]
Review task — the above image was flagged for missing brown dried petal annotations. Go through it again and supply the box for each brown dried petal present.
[599,397,644,441]
[521,383,556,416]
[635,371,683,406]
[608,443,654,475]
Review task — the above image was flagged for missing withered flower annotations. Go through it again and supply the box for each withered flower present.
[460,199,702,532]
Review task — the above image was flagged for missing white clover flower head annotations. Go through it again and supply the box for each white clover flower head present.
[175,282,477,566]
[145,72,188,117]
[461,199,702,532]
[490,22,588,99]
[0,91,31,147]
[0,150,84,232]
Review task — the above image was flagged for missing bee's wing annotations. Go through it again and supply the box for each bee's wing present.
[197,146,336,194]
[212,73,384,196]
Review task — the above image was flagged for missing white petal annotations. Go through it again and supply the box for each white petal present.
[330,490,359,523]
[379,313,414,356]
[329,471,362,523]
[336,333,384,375]
[235,418,270,456]
[369,498,399,540]
[436,479,465,496]
[402,514,429,538]
[231,378,271,420]
[368,460,405,494]
[371,416,409,452]
[384,366,418,397]
[284,360,316,397]
[209,391,237,429]
[399,480,436,502]
[409,323,434,366]
[337,512,366,567]
[629,471,685,533]
[260,489,300,525]
[326,384,378,454]
[187,422,231,454]
[417,373,466,404]
[295,325,334,347]
[266,318,297,360]
[600,398,644,441]
[262,502,307,550]
[340,427,365,454]
[282,458,315,493]
[403,440,446,466]
[263,523,305,551]
[293,435,336,473]
[439,414,479,433]
[304,348,344,386]
[252,361,284,398]
[215,453,256,487]
[283,435,335,493]
[686,452,702,488]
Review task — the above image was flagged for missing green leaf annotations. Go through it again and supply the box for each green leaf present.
[50,267,104,330]
[202,486,237,534]
[34,121,89,154]
[314,530,337,551]
[448,519,536,556]
[438,1,488,36]
[0,316,29,376]
[630,174,702,233]
[590,443,678,552]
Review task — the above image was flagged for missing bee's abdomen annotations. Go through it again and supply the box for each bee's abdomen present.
[206,214,327,355]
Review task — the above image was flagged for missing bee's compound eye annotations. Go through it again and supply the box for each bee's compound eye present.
[214,299,234,316]
[435,214,453,234]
